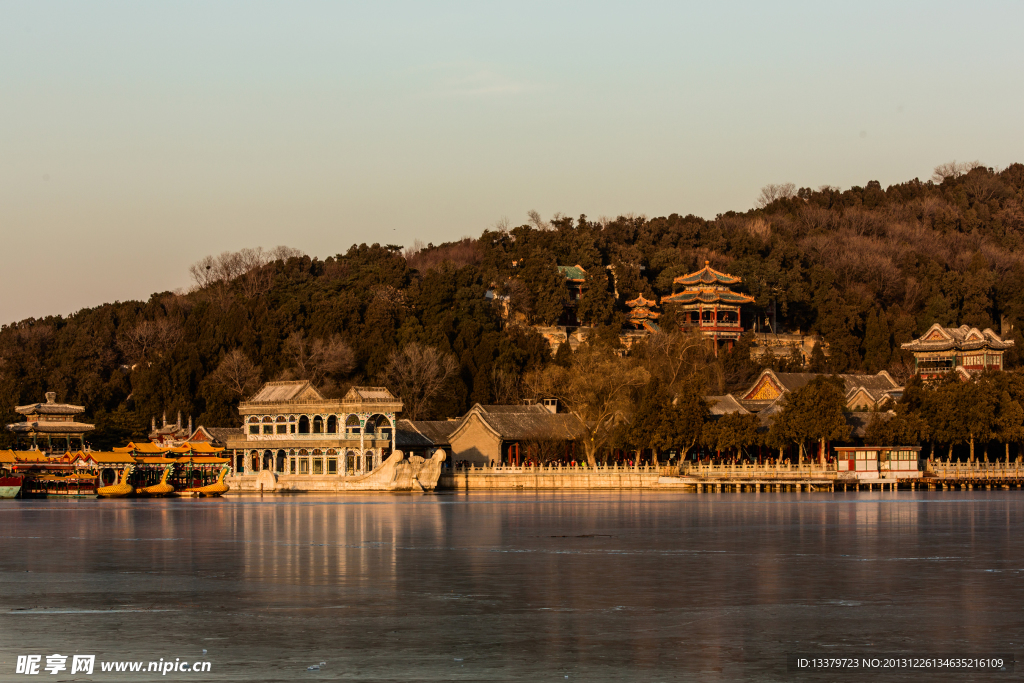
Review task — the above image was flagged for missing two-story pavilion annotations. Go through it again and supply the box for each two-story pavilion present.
[224,381,402,477]
[901,323,1014,379]
[660,261,754,355]
[6,392,95,453]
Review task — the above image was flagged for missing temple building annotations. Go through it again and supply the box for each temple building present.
[447,403,587,466]
[735,369,902,412]
[624,294,661,333]
[901,323,1014,379]
[661,261,754,355]
[704,370,902,439]
[223,380,403,477]
[6,392,94,453]
[557,264,587,326]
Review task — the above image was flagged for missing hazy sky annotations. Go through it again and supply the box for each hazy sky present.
[2,2,1023,324]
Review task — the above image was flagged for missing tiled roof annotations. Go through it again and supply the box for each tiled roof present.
[673,262,742,286]
[628,308,660,320]
[846,412,880,439]
[901,323,1014,352]
[661,289,755,305]
[343,387,397,402]
[625,294,658,308]
[205,427,242,444]
[395,420,457,448]
[557,264,587,281]
[15,404,85,416]
[477,404,549,415]
[706,395,750,415]
[481,412,587,441]
[6,421,95,433]
[248,381,324,403]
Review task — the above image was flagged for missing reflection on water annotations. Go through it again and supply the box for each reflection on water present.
[1,492,1022,681]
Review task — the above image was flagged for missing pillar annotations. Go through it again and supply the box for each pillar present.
[389,412,396,455]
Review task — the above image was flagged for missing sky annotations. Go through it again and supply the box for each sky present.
[2,1,1023,325]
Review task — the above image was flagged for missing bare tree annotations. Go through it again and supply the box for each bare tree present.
[188,246,305,301]
[490,366,522,404]
[379,343,459,420]
[931,160,982,183]
[207,349,262,398]
[117,319,183,364]
[282,332,355,387]
[525,344,649,466]
[638,327,720,395]
[755,183,797,209]
[526,210,549,231]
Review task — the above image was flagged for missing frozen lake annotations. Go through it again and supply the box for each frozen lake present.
[1,491,1021,681]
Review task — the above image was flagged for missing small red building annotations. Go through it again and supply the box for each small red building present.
[834,446,922,480]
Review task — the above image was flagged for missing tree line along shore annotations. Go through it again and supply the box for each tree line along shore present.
[2,162,1023,464]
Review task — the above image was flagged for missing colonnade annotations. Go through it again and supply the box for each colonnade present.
[235,448,383,476]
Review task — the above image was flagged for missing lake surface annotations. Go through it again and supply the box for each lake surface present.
[1,491,1022,681]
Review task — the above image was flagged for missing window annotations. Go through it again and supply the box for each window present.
[276,425,287,434]
[262,425,273,434]
[327,458,337,474]
[299,459,309,474]
[313,458,323,475]
[289,459,296,474]
[249,425,259,435]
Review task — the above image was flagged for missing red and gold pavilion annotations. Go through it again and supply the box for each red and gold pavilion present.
[625,294,661,332]
[661,261,754,355]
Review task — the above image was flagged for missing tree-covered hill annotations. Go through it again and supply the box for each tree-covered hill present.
[3,162,1024,448]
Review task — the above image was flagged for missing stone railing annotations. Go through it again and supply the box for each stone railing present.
[441,461,666,490]
[244,432,392,443]
[451,463,663,474]
[679,462,837,479]
[925,460,1024,479]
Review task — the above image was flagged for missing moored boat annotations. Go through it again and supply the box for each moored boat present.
[21,472,97,498]
[97,464,134,498]
[177,464,231,497]
[138,464,175,497]
[0,451,23,498]
[0,474,24,499]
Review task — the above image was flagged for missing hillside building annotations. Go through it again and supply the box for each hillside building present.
[901,323,1013,379]
[660,262,754,355]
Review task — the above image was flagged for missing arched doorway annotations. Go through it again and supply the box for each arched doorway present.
[235,453,245,472]
[346,450,357,475]
[326,415,337,434]
[313,416,323,434]
[263,450,273,471]
[250,451,260,472]
[276,450,286,472]
[298,416,310,434]
[345,414,361,435]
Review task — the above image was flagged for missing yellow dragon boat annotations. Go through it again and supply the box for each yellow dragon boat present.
[177,465,231,497]
[97,464,135,498]
[137,464,175,497]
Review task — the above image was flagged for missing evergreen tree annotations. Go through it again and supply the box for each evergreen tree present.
[862,308,892,372]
